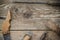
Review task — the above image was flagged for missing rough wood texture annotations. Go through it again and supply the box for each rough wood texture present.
[0,0,60,6]
[3,31,60,40]
[9,0,60,3]
[0,31,60,40]
[1,0,60,4]
[0,3,60,40]
[0,19,4,30]
[0,4,60,31]
[0,31,4,40]
[10,4,60,31]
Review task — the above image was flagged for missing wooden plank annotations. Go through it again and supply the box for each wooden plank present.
[0,19,4,30]
[10,18,60,31]
[1,0,60,4]
[0,31,59,40]
[0,4,60,31]
[10,4,60,30]
[0,6,7,19]
[0,4,60,18]
[10,31,44,40]
[0,31,4,40]
[0,18,60,31]
[9,0,60,4]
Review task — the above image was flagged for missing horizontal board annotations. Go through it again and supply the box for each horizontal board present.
[9,0,60,4]
[0,4,60,31]
[0,19,4,30]
[0,0,60,5]
[0,6,8,17]
[0,18,60,31]
[10,4,60,30]
[0,31,4,40]
[0,4,60,18]
[0,31,59,40]
[11,18,60,31]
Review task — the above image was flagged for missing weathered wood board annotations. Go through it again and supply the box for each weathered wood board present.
[11,31,60,40]
[0,31,59,40]
[0,31,4,40]
[9,0,60,3]
[0,4,60,30]
[0,3,60,40]
[1,0,60,4]
[0,19,4,30]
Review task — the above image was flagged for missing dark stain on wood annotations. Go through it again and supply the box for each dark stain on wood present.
[23,11,32,19]
[40,32,48,40]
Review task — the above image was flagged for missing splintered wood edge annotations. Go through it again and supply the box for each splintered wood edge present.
[2,10,11,34]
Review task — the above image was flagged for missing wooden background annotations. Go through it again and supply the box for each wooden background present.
[0,0,60,40]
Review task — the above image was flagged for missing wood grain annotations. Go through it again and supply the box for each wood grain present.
[0,4,60,40]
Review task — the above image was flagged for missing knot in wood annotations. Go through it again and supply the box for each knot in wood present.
[23,11,32,19]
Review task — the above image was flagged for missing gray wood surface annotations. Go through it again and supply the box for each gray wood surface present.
[0,0,60,5]
[3,0,60,4]
[0,4,60,40]
[0,31,60,40]
[0,4,60,31]
[0,31,4,40]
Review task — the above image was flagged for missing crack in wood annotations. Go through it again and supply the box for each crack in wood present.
[40,32,48,40]
[0,17,5,19]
